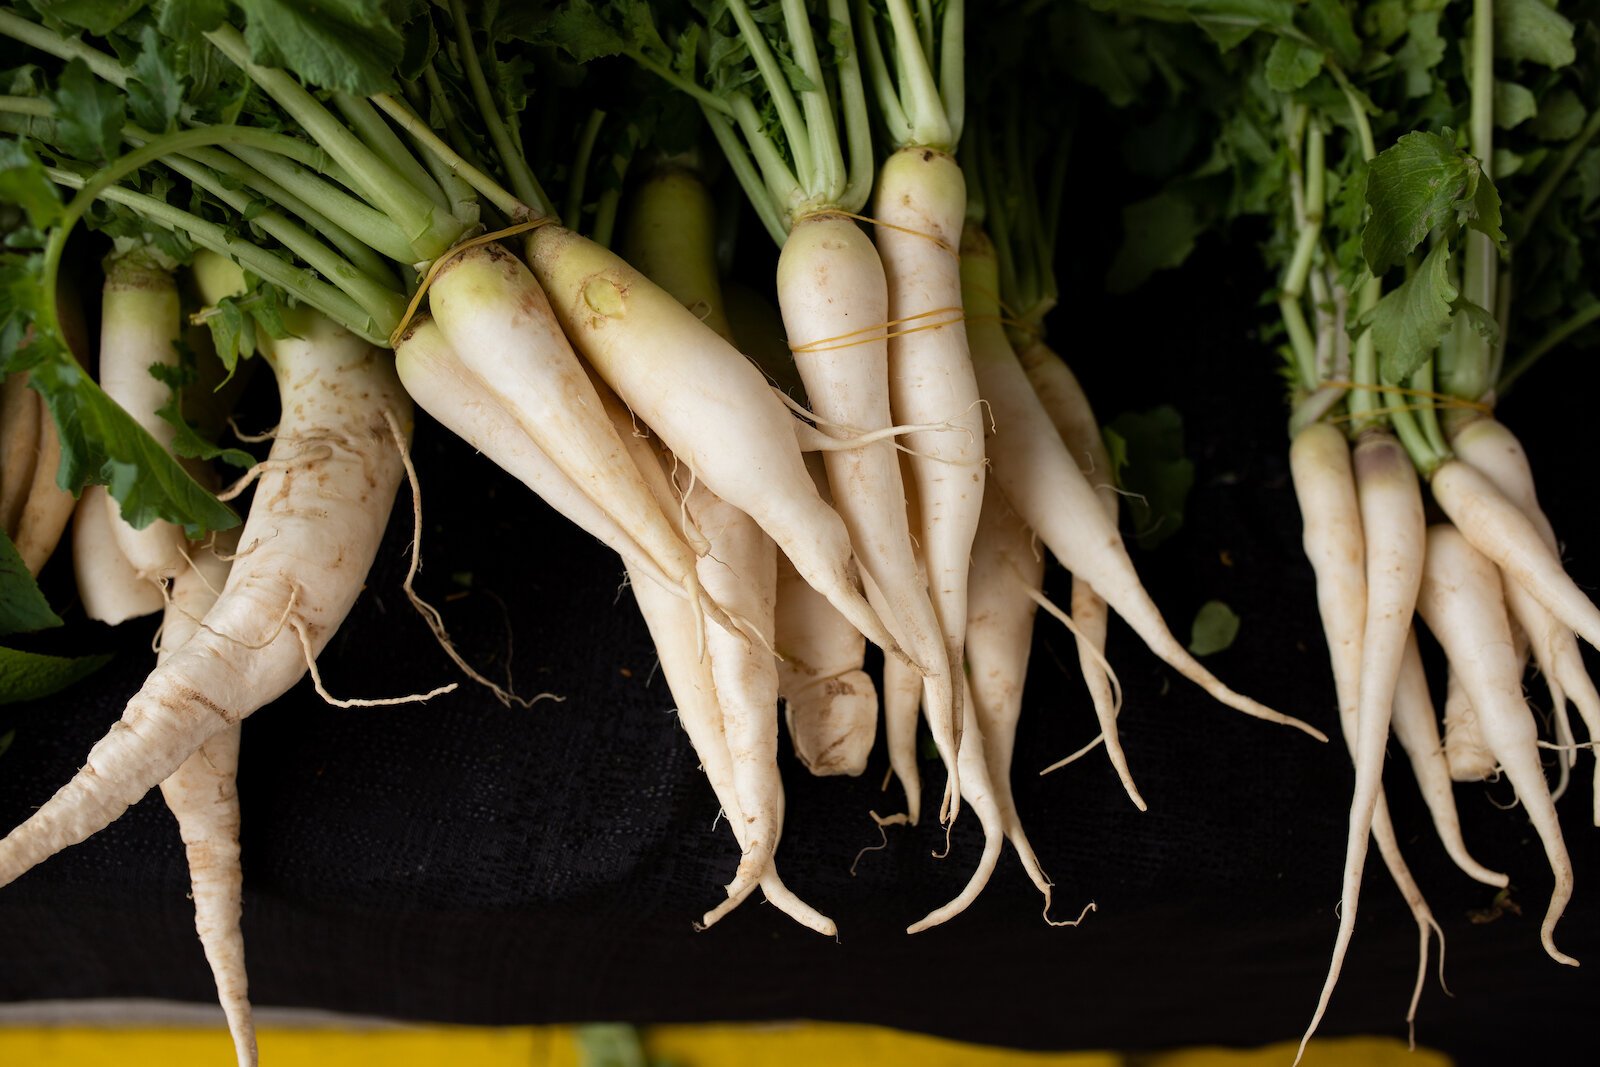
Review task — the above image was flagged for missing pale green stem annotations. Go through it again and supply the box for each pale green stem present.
[939,0,965,145]
[1412,359,1449,460]
[726,0,815,188]
[566,110,606,231]
[0,10,128,87]
[782,0,844,199]
[856,5,911,146]
[205,26,461,260]
[448,0,543,211]
[230,145,417,262]
[880,0,951,149]
[703,107,787,246]
[830,0,875,212]
[334,93,451,214]
[371,92,536,220]
[732,93,804,226]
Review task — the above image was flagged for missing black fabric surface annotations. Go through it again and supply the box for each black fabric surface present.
[2,246,1597,1066]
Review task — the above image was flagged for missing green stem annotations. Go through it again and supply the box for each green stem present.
[831,0,875,213]
[1411,358,1450,460]
[856,6,911,147]
[159,154,405,332]
[448,0,544,212]
[732,93,804,226]
[0,10,128,87]
[1386,396,1442,473]
[782,0,843,198]
[703,107,787,246]
[228,145,417,262]
[726,0,815,189]
[1499,300,1600,394]
[1349,279,1382,427]
[205,25,462,260]
[876,0,952,149]
[565,110,606,232]
[939,0,965,145]
[1521,106,1600,239]
[42,142,375,340]
[334,93,451,214]
[370,92,536,220]
[629,51,735,117]
[1447,0,1496,402]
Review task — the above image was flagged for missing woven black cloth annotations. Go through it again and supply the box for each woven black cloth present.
[1,249,1596,1067]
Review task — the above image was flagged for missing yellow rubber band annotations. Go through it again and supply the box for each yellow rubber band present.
[388,217,555,349]
[1321,379,1494,414]
[788,306,965,354]
[797,208,959,258]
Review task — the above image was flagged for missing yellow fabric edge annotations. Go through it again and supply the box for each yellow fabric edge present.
[0,1022,1451,1066]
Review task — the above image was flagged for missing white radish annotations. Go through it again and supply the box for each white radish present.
[1430,456,1600,655]
[157,536,254,1067]
[0,371,39,535]
[1016,340,1126,797]
[1443,668,1497,783]
[72,485,166,624]
[777,211,960,821]
[774,458,877,779]
[680,479,795,930]
[1299,430,1427,1062]
[963,232,1322,740]
[523,225,908,668]
[877,149,985,819]
[0,310,428,888]
[775,551,877,778]
[906,676,1006,935]
[97,252,186,581]
[628,563,834,936]
[392,317,682,597]
[964,482,1060,904]
[423,245,718,632]
[1417,524,1578,967]
[1452,416,1600,824]
[1391,632,1507,888]
[12,389,75,576]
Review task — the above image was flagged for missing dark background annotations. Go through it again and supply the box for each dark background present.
[2,226,1598,1067]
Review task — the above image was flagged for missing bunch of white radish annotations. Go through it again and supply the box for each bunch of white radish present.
[1089,0,1600,1055]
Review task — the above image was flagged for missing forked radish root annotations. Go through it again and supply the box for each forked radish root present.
[1417,524,1578,968]
[0,312,440,888]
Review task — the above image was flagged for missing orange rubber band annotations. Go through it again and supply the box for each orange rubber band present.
[388,217,555,349]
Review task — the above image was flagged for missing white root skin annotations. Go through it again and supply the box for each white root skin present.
[1431,457,1600,656]
[1443,668,1498,783]
[157,537,255,1067]
[778,212,959,820]
[628,566,834,936]
[1291,428,1493,884]
[14,389,76,575]
[878,150,985,822]
[680,479,794,930]
[0,314,415,888]
[392,318,681,597]
[1453,416,1600,824]
[72,485,166,624]
[1,371,40,536]
[775,541,877,778]
[764,414,877,777]
[98,255,187,581]
[882,645,926,827]
[1016,340,1127,797]
[964,484,1062,905]
[908,676,1049,934]
[1391,632,1507,888]
[523,225,908,671]
[1297,430,1427,1063]
[1417,524,1578,968]
[425,245,715,626]
[965,236,1322,741]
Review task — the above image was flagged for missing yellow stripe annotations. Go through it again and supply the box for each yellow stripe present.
[0,1024,1449,1066]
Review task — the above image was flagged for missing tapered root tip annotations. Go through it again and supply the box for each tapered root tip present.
[1542,927,1580,968]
